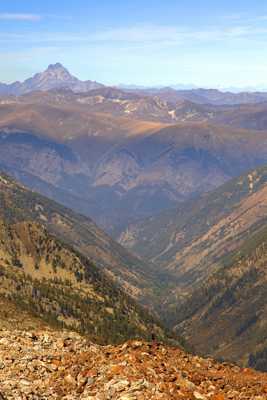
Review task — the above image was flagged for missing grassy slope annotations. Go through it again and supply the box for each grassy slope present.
[0,172,158,302]
[174,226,267,370]
[120,165,267,274]
[0,173,169,344]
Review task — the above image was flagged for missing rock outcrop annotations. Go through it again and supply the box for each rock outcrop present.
[0,325,266,399]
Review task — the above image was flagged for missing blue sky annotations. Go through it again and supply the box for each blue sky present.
[1,0,267,88]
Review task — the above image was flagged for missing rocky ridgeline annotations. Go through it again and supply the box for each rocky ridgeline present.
[0,329,266,400]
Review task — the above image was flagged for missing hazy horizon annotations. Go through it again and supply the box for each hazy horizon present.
[1,61,267,93]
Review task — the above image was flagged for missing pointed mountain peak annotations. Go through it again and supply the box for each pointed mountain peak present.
[47,62,67,71]
[37,63,75,83]
[44,63,72,78]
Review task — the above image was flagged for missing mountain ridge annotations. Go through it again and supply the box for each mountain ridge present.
[0,171,171,345]
[0,171,159,302]
[3,63,267,106]
[0,63,104,95]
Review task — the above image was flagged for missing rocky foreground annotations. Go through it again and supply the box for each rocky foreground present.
[0,327,267,400]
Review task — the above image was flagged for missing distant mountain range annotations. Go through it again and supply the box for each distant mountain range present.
[0,63,103,95]
[2,74,267,234]
[132,86,267,105]
[2,63,267,105]
[120,83,267,93]
[118,83,198,90]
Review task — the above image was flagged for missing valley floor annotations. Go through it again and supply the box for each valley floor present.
[0,300,266,400]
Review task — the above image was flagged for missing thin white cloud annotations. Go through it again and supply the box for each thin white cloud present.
[0,13,41,21]
[79,24,267,43]
[223,13,267,23]
[0,23,267,47]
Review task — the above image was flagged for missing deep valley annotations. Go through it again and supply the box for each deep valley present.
[0,63,267,399]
